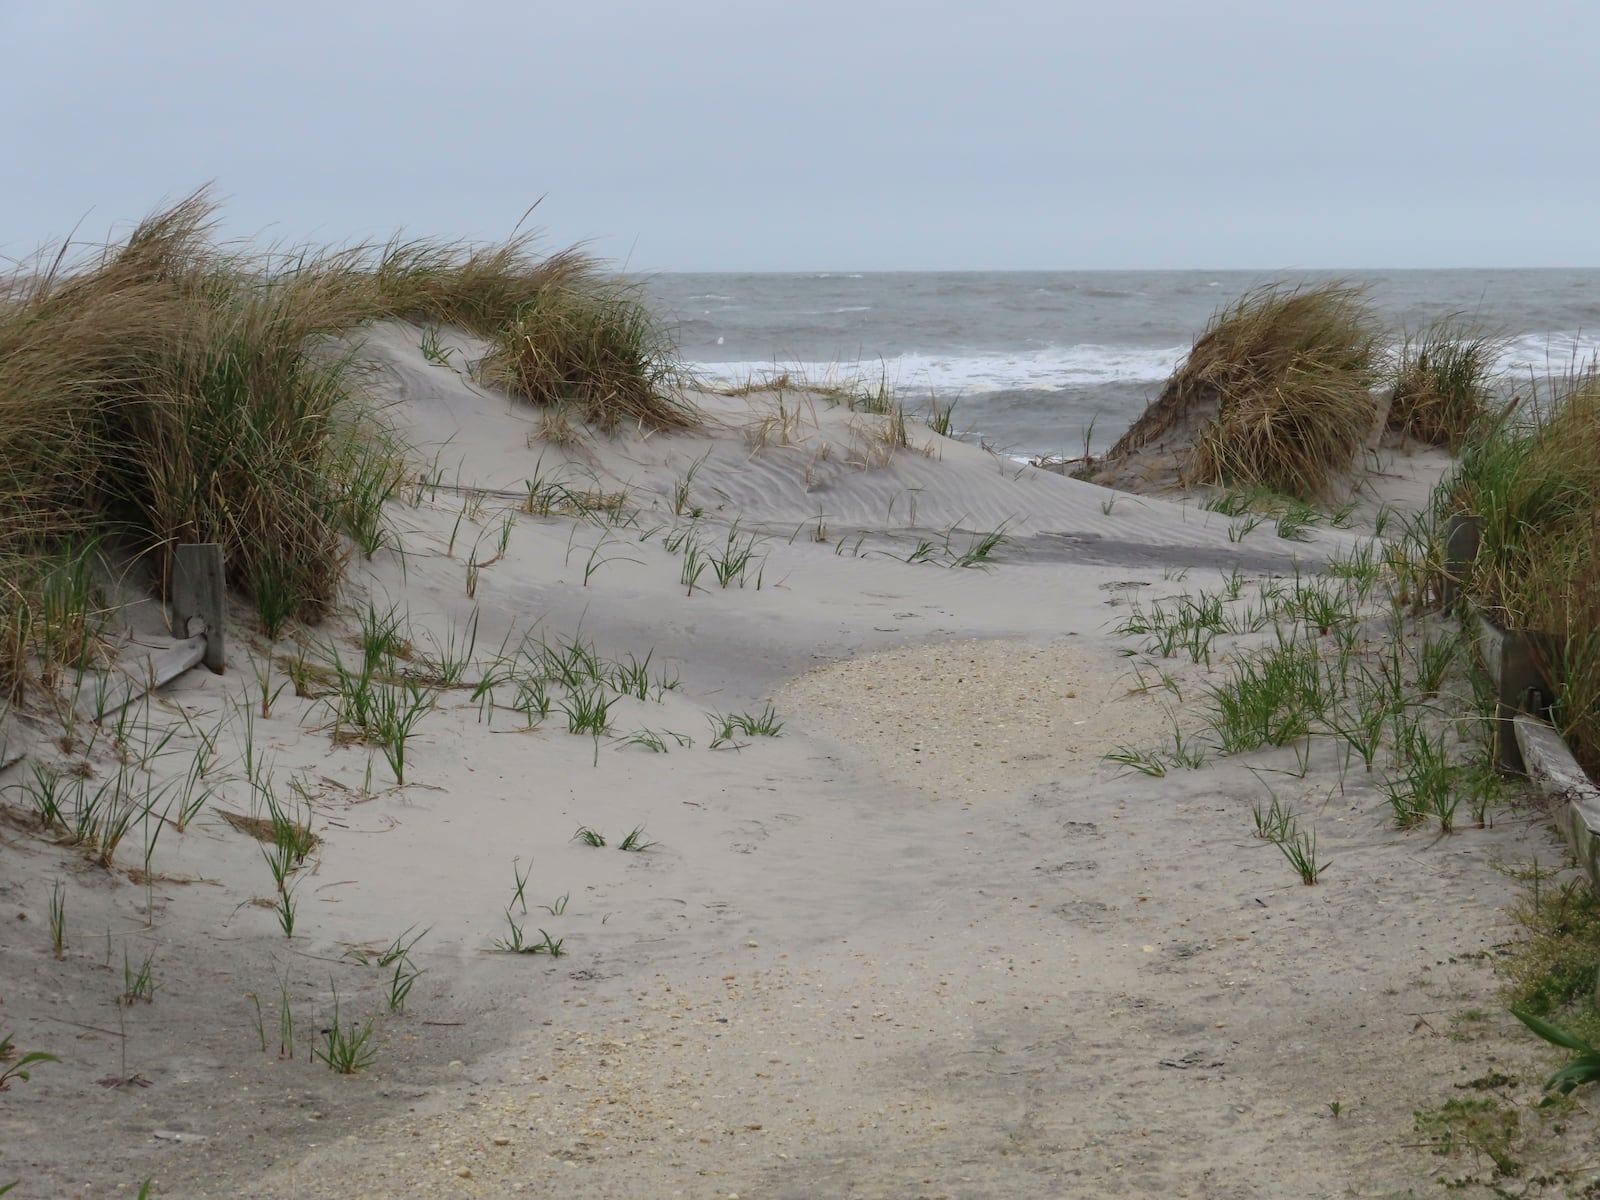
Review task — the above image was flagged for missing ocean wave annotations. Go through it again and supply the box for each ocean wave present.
[688,344,1188,394]
[688,331,1600,401]
[1494,331,1600,377]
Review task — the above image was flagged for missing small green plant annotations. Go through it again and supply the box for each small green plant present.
[1413,1097,1522,1180]
[246,992,267,1052]
[510,858,532,914]
[320,633,437,784]
[312,983,375,1074]
[1383,716,1459,831]
[369,925,428,1013]
[419,609,480,687]
[376,924,428,968]
[386,958,421,1013]
[1276,826,1327,885]
[679,539,709,595]
[419,325,459,367]
[1414,629,1459,697]
[267,783,317,866]
[19,763,67,832]
[272,881,298,938]
[247,649,291,718]
[1274,503,1318,541]
[572,826,606,848]
[950,522,1010,569]
[1327,698,1389,774]
[48,878,65,959]
[1250,792,1295,841]
[493,912,565,956]
[558,687,613,736]
[1105,746,1166,777]
[540,892,569,916]
[617,728,671,753]
[1510,1008,1600,1095]
[0,1039,60,1091]
[266,972,296,1059]
[707,705,784,748]
[926,397,957,437]
[672,454,708,516]
[706,523,766,588]
[373,679,435,785]
[1202,641,1336,754]
[120,949,156,1005]
[1165,723,1207,769]
[617,825,656,852]
[1228,514,1264,542]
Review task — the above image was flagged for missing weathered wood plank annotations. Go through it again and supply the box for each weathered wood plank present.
[1515,715,1600,892]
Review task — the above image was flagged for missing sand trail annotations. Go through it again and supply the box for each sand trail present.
[0,324,1574,1199]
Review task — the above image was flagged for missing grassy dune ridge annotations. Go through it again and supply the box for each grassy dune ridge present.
[1437,371,1600,776]
[1102,281,1503,500]
[1105,281,1386,498]
[0,190,689,701]
[1127,280,1600,776]
[4,200,1600,1191]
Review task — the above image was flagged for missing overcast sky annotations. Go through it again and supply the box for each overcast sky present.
[5,0,1598,272]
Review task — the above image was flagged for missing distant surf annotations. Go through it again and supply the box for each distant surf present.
[644,269,1600,457]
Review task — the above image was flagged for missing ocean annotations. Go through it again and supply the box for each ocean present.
[640,270,1600,461]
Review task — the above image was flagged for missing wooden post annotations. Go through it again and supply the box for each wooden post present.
[171,543,226,674]
[1441,513,1483,608]
[1496,629,1559,774]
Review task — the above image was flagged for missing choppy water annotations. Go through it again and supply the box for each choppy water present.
[640,270,1600,459]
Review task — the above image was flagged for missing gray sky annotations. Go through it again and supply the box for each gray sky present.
[5,0,1598,271]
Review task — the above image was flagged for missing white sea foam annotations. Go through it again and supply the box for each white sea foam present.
[689,331,1600,408]
[1494,331,1600,378]
[689,343,1187,394]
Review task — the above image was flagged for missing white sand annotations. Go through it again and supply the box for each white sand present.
[0,322,1582,1198]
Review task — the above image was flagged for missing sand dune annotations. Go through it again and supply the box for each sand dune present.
[0,323,1571,1198]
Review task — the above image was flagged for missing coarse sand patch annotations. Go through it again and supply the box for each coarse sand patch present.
[779,637,1183,802]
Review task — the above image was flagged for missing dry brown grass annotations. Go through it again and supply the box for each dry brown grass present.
[477,282,695,434]
[0,189,689,701]
[1443,373,1600,773]
[1107,282,1383,500]
[369,236,594,334]
[1389,319,1504,450]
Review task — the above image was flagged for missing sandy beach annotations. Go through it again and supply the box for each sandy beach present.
[0,321,1580,1198]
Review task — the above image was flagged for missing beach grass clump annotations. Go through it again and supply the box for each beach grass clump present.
[1388,318,1503,450]
[0,192,400,647]
[1110,282,1383,499]
[0,191,690,709]
[368,236,593,333]
[1502,869,1600,1044]
[1439,372,1600,772]
[476,281,695,434]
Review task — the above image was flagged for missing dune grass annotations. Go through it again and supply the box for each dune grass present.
[477,282,694,434]
[1107,281,1384,500]
[0,190,690,707]
[1389,318,1503,450]
[1438,372,1600,773]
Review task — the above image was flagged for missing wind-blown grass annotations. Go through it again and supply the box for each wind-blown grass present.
[0,189,690,704]
[477,282,695,434]
[1438,371,1600,773]
[1107,281,1383,499]
[1388,318,1504,450]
